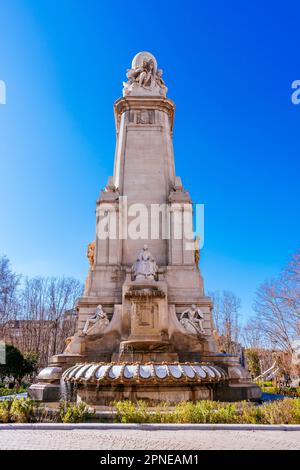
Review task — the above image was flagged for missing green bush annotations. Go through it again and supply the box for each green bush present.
[261,386,300,398]
[113,399,300,424]
[260,381,274,388]
[245,349,261,378]
[114,400,150,423]
[10,397,34,423]
[0,398,92,423]
[259,398,300,424]
[164,401,239,424]
[59,401,92,423]
[0,386,27,397]
[0,401,11,423]
[239,401,263,424]
[0,397,34,423]
[1,397,300,425]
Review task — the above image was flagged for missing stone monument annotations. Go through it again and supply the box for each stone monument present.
[29,52,261,404]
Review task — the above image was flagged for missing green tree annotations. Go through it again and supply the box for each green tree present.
[23,352,38,379]
[245,348,261,379]
[0,344,36,386]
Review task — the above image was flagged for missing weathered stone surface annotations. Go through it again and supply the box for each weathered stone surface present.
[28,383,61,402]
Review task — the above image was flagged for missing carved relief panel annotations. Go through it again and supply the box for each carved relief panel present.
[131,301,159,336]
[136,110,155,124]
[126,110,155,125]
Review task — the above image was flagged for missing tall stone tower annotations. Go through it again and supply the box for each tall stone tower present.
[30,52,261,403]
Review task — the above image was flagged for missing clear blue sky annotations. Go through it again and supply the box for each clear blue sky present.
[0,0,299,323]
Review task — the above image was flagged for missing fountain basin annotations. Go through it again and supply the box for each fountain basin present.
[61,361,232,405]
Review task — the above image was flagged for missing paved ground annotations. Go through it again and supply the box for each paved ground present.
[0,429,300,450]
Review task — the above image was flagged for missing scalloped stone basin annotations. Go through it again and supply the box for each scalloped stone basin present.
[62,362,227,385]
[61,361,231,405]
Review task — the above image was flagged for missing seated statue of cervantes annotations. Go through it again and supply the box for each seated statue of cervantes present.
[132,245,158,280]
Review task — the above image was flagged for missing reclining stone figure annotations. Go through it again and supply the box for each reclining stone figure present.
[82,304,109,336]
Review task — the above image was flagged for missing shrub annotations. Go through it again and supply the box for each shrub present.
[114,400,240,424]
[149,402,171,423]
[59,401,91,423]
[0,386,27,397]
[261,386,300,398]
[245,349,261,379]
[114,400,150,423]
[277,387,300,398]
[34,407,59,423]
[10,397,34,423]
[260,381,274,388]
[259,398,300,424]
[239,401,263,424]
[212,403,238,424]
[113,398,300,424]
[171,401,238,424]
[0,401,11,423]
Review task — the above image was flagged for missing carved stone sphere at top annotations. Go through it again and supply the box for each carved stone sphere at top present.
[123,51,168,97]
[132,51,158,73]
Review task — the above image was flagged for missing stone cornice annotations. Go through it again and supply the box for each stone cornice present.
[114,96,175,133]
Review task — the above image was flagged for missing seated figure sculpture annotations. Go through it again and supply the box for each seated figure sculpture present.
[180,304,206,336]
[82,304,109,336]
[123,52,167,97]
[131,245,158,281]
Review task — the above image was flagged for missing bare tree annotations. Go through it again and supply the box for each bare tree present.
[253,278,295,353]
[4,275,83,367]
[47,277,83,357]
[242,317,265,349]
[0,256,20,338]
[246,248,300,377]
[280,248,300,336]
[210,291,221,333]
[209,290,241,354]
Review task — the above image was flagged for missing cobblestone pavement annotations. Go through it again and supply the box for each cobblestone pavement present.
[0,429,300,450]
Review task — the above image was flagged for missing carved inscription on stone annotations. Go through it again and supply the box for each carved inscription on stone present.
[136,110,155,125]
[126,110,155,125]
[131,301,159,336]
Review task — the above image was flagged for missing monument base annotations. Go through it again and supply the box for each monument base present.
[214,383,262,402]
[76,384,213,405]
